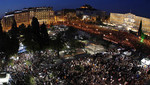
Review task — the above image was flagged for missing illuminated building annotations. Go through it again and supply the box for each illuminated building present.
[31,7,55,24]
[14,10,30,27]
[1,7,55,31]
[54,10,65,22]
[55,9,77,22]
[63,9,77,21]
[110,13,150,32]
[1,12,14,31]
[76,4,106,22]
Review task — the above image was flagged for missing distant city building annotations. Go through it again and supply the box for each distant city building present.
[76,4,106,22]
[110,13,150,32]
[55,9,77,22]
[1,7,55,31]
[76,4,97,16]
[1,5,106,31]
[1,12,15,31]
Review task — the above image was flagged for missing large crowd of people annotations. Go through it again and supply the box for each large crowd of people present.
[4,46,150,85]
[6,50,56,84]
[51,50,150,85]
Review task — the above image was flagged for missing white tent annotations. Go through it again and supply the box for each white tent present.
[123,51,132,56]
[141,58,150,66]
[0,73,11,84]
[85,43,106,55]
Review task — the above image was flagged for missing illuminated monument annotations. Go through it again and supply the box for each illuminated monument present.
[76,4,106,22]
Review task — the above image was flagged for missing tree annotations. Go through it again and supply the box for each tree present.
[32,17,40,34]
[52,32,65,58]
[8,19,19,38]
[22,25,40,52]
[41,23,49,40]
[9,20,19,54]
[0,22,19,69]
[19,24,26,35]
[138,20,142,36]
[137,20,146,43]
[40,23,50,49]
[22,18,51,53]
[31,17,43,52]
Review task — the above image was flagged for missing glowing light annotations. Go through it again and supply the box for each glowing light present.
[140,38,144,43]
[140,33,145,43]
[82,15,90,20]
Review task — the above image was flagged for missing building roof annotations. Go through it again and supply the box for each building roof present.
[4,7,54,16]
[4,14,14,18]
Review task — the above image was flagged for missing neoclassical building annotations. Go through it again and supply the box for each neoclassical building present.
[1,7,55,31]
[110,13,150,32]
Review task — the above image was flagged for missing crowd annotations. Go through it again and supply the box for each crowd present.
[4,47,150,85]
[6,50,56,84]
[50,49,150,85]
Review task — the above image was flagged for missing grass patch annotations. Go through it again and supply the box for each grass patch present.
[8,59,14,66]
[30,76,36,85]
[26,61,32,65]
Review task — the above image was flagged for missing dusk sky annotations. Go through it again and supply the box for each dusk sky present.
[0,0,150,18]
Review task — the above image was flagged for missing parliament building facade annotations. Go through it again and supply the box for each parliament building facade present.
[110,13,150,32]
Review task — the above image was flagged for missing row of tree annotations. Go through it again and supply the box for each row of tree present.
[0,17,85,68]
[0,20,19,69]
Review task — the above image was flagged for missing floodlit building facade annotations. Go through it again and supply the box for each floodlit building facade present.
[110,13,150,32]
[1,7,55,31]
[1,13,14,31]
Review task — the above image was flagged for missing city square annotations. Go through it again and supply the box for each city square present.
[0,0,150,85]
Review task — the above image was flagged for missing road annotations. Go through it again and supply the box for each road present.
[56,21,150,55]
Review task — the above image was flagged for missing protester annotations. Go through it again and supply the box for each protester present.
[6,48,150,84]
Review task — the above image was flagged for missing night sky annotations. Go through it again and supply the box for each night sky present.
[0,0,150,18]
